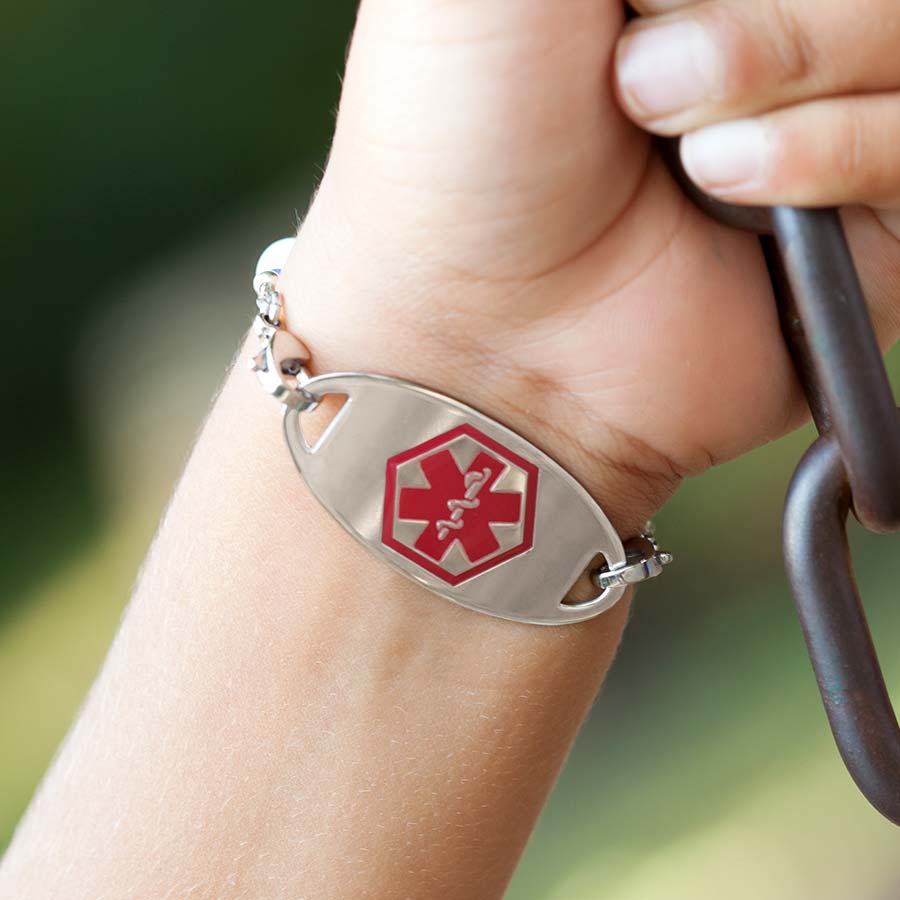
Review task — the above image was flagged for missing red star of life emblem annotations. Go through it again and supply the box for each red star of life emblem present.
[381,424,538,585]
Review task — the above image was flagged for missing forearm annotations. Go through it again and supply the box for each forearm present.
[0,328,635,900]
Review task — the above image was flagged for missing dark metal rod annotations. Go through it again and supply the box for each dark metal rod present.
[761,234,833,432]
[772,207,900,533]
[784,435,900,825]
[661,138,900,822]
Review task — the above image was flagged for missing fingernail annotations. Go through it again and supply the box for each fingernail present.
[617,21,723,122]
[681,120,770,192]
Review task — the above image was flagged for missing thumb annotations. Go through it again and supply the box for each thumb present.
[319,0,646,280]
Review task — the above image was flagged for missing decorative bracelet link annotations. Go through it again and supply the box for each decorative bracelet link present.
[593,522,674,591]
[249,240,318,412]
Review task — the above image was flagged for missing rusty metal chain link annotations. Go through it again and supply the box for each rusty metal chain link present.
[663,137,900,826]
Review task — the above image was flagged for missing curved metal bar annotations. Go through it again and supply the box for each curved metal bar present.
[662,133,900,819]
[657,137,773,234]
[761,236,833,431]
[773,208,900,533]
[663,137,900,531]
[784,434,900,824]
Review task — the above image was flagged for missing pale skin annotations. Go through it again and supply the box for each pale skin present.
[4,1,900,898]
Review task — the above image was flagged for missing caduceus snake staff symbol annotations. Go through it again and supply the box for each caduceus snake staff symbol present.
[435,468,491,541]
[394,441,524,566]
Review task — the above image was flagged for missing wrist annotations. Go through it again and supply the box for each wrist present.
[277,212,680,539]
[6,351,636,900]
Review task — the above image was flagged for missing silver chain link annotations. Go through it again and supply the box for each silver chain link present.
[592,521,674,590]
[250,270,319,412]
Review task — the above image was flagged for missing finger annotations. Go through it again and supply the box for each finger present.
[628,0,695,14]
[680,93,900,209]
[843,205,900,357]
[615,0,900,134]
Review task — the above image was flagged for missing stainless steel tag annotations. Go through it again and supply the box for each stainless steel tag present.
[283,373,627,625]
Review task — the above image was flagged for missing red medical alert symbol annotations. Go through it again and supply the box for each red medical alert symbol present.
[382,424,538,585]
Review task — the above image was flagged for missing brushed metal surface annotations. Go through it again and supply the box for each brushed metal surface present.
[284,373,626,625]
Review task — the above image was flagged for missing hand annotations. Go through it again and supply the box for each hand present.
[281,0,803,538]
[616,0,900,352]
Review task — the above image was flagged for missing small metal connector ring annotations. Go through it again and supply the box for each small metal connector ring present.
[592,523,674,590]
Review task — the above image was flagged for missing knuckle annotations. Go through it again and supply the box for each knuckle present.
[834,104,869,189]
[697,0,818,99]
[690,5,767,100]
[767,0,818,86]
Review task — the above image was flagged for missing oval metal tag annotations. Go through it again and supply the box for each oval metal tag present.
[283,373,627,625]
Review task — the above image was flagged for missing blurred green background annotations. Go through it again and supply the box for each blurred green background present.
[4,3,900,897]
